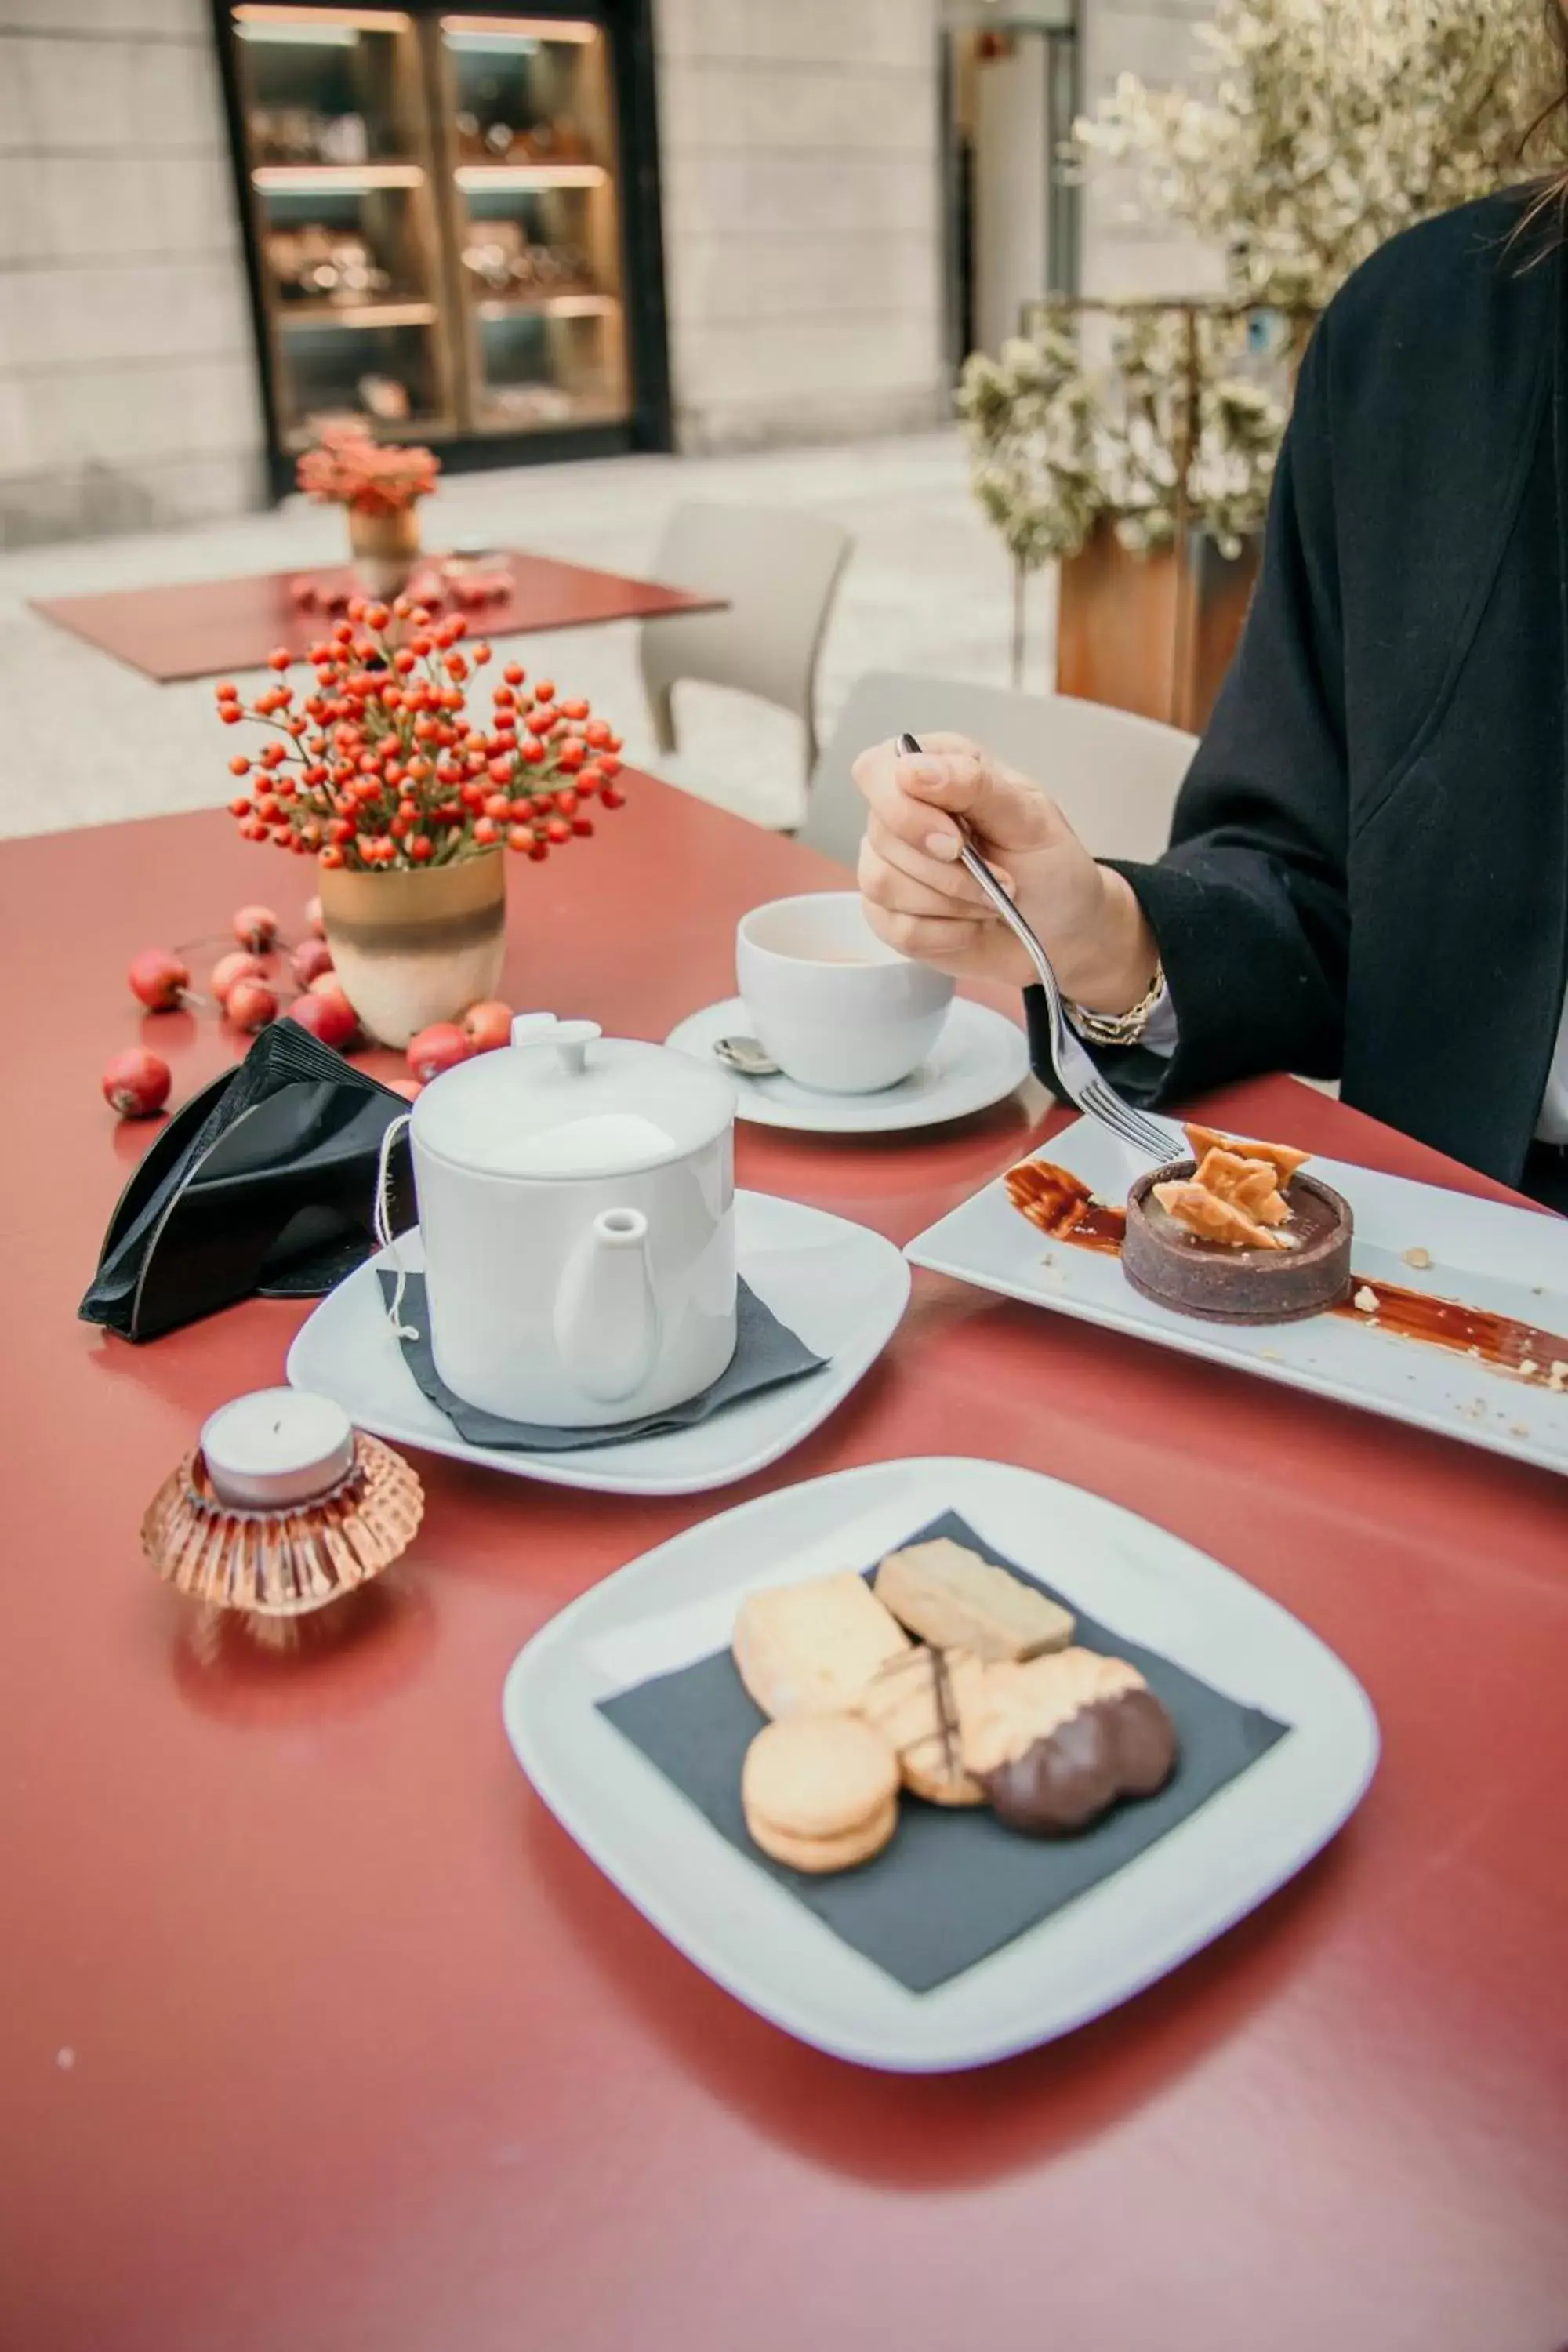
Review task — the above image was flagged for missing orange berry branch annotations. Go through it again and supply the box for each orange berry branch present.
[216,593,625,875]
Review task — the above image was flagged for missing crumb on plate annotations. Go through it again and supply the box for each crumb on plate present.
[1401,1246,1432,1270]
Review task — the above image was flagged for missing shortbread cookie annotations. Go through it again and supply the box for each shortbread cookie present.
[733,1572,910,1719]
[960,1648,1177,1836]
[741,1714,899,1873]
[858,1645,988,1806]
[874,1537,1074,1663]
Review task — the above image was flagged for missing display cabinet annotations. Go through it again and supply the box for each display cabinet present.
[212,1,670,493]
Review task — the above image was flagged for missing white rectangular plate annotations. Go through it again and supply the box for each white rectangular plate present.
[503,1456,1377,2071]
[906,1117,1568,1478]
[285,1190,909,1496]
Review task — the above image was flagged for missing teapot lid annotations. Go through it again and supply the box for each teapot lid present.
[409,1015,736,1180]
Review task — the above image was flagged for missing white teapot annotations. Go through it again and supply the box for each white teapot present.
[407,1014,738,1427]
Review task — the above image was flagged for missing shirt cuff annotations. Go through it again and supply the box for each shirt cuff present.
[1066,983,1178,1060]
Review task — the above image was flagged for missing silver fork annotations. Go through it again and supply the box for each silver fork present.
[896,732,1178,1162]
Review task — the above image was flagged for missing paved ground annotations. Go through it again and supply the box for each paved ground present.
[0,428,1054,844]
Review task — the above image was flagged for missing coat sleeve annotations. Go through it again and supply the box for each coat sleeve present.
[1025,317,1352,1105]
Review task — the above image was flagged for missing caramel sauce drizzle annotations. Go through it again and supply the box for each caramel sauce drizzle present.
[1005,1160,1568,1382]
[1327,1279,1567,1375]
[1006,1161,1127,1254]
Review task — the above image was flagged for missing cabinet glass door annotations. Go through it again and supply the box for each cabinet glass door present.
[434,14,630,436]
[234,3,456,448]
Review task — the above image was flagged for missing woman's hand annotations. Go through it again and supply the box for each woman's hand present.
[851,732,1160,1012]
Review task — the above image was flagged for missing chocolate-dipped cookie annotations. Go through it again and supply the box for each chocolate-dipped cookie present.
[961,1649,1178,1838]
[984,1688,1177,1836]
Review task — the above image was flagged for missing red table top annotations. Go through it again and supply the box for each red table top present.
[3,779,1566,2351]
[31,550,723,684]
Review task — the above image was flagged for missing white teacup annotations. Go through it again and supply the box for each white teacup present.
[736,892,955,1094]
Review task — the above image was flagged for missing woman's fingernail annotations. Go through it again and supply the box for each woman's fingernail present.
[903,757,941,785]
[925,831,960,861]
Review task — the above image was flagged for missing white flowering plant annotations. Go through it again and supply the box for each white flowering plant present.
[1076,0,1555,311]
[959,304,1288,598]
[956,328,1104,569]
[963,0,1558,617]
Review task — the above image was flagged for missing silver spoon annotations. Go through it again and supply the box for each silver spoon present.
[713,1033,780,1077]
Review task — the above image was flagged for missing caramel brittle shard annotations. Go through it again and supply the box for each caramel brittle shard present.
[1184,1123,1310,1181]
[1192,1147,1292,1227]
[1152,1178,1292,1251]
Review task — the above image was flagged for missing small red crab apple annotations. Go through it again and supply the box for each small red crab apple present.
[289,986,358,1051]
[232,904,279,952]
[290,938,335,988]
[460,999,514,1053]
[102,1049,171,1119]
[406,1023,472,1083]
[127,949,189,1011]
[209,949,267,1008]
[224,977,278,1032]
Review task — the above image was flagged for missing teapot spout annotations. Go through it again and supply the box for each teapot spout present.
[553,1208,661,1404]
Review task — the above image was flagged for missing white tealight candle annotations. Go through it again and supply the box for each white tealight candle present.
[200,1389,356,1512]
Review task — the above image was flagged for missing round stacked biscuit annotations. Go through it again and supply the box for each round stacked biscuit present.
[741,1714,899,1873]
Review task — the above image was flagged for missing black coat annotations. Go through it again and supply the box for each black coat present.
[1029,191,1568,1192]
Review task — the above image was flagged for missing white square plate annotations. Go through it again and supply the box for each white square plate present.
[906,1117,1568,1478]
[502,1456,1377,2071]
[285,1190,909,1496]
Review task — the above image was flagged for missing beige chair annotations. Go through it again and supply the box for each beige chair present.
[638,502,853,776]
[799,671,1197,869]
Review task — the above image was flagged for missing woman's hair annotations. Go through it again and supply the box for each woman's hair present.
[1517,2,1568,240]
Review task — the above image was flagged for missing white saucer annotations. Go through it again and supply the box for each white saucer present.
[285,1190,909,1496]
[664,996,1032,1133]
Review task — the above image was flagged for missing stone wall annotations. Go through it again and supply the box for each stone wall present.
[0,0,1213,544]
[652,0,949,452]
[0,0,264,549]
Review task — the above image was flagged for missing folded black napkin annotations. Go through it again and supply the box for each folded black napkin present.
[82,1022,414,1343]
[381,1270,826,1451]
[599,1510,1290,1994]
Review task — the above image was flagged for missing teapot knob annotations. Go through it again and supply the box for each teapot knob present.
[509,1011,558,1050]
[552,1019,602,1076]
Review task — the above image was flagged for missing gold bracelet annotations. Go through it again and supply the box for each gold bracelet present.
[1064,960,1167,1048]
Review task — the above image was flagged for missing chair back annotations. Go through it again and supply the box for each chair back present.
[638,503,853,771]
[800,671,1197,869]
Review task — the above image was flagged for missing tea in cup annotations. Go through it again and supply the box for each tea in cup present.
[735,892,954,1093]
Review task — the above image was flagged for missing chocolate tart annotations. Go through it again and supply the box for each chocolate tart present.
[1123,1160,1353,1325]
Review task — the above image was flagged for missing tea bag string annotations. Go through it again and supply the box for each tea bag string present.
[373,1112,419,1341]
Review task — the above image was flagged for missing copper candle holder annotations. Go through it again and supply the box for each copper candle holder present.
[142,1432,423,1642]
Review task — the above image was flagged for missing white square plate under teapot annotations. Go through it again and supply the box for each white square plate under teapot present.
[501,1456,1378,2071]
[285,1191,910,1496]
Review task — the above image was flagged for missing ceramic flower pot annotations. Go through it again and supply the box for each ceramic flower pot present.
[347,503,423,599]
[318,851,506,1048]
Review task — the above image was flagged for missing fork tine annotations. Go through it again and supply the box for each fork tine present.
[1084,1081,1175,1162]
[1130,1105,1179,1159]
[1081,1080,1152,1152]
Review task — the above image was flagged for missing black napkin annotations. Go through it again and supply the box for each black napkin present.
[599,1510,1290,1994]
[81,1022,413,1342]
[382,1270,826,1451]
